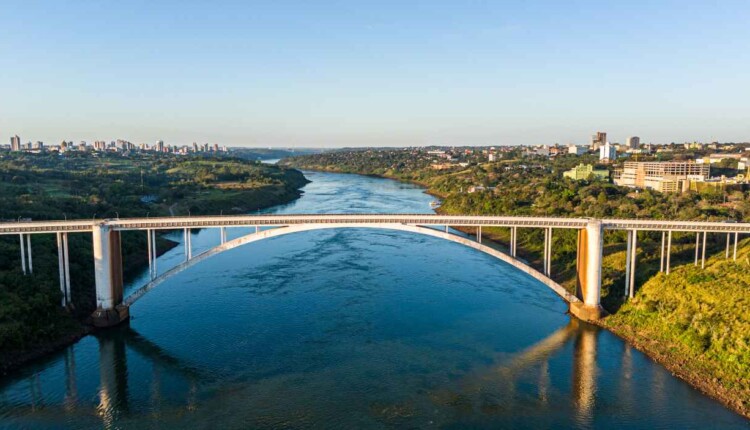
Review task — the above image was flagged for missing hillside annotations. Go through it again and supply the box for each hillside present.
[602,245,750,416]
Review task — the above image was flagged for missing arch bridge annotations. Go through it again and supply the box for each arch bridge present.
[2,214,748,326]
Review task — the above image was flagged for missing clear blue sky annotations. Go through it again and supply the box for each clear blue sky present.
[1,1,748,147]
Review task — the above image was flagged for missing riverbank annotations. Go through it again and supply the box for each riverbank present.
[0,237,179,376]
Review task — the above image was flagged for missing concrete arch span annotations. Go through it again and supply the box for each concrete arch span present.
[123,223,581,308]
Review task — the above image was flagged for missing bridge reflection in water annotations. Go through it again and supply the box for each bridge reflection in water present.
[1,319,609,427]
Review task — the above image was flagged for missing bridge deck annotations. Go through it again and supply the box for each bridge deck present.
[1,214,750,234]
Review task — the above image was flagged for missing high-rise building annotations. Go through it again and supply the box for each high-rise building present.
[599,142,616,162]
[591,132,607,150]
[10,135,21,151]
[627,136,640,150]
[156,140,164,152]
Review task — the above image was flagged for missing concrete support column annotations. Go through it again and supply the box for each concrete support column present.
[56,232,72,307]
[147,229,154,278]
[444,225,448,233]
[57,233,66,306]
[151,229,158,276]
[26,234,33,274]
[63,233,71,304]
[183,228,190,262]
[694,233,700,266]
[511,227,517,257]
[185,229,192,260]
[220,227,227,244]
[93,225,113,309]
[734,232,738,261]
[629,230,638,298]
[544,228,553,277]
[660,231,665,272]
[571,220,604,321]
[725,233,730,259]
[624,230,632,297]
[665,231,672,275]
[91,224,128,328]
[255,225,260,234]
[478,226,482,244]
[19,234,26,275]
[701,232,707,269]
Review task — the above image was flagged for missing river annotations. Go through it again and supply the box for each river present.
[0,170,746,429]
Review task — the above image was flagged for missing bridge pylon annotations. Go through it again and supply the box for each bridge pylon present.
[570,219,605,321]
[91,224,129,327]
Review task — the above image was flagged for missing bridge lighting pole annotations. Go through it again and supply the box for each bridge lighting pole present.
[734,232,738,261]
[19,234,26,275]
[701,232,707,269]
[665,231,672,275]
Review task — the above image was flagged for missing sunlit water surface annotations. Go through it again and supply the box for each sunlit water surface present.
[0,171,746,429]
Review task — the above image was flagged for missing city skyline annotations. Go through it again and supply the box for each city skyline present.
[1,1,749,147]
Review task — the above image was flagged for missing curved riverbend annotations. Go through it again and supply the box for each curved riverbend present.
[0,170,747,428]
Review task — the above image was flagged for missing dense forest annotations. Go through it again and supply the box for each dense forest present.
[0,152,308,370]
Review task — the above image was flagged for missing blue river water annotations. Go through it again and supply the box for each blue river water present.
[0,170,747,429]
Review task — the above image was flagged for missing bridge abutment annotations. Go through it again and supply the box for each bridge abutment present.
[91,224,129,328]
[571,220,605,321]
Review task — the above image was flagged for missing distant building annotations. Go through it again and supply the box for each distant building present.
[156,140,165,152]
[591,132,606,150]
[567,145,587,156]
[599,142,616,162]
[614,161,710,193]
[626,136,640,150]
[10,135,21,151]
[696,153,743,165]
[563,163,609,181]
[488,152,497,162]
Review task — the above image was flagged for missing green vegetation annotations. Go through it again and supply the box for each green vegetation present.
[0,152,308,369]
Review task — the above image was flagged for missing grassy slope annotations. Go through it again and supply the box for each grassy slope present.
[601,243,750,416]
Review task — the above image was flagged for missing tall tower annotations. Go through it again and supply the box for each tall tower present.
[10,135,21,151]
[591,132,606,151]
[626,136,640,150]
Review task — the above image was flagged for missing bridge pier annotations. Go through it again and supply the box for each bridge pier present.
[570,220,605,321]
[91,224,128,328]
